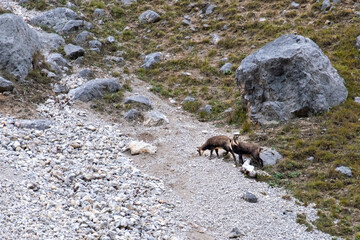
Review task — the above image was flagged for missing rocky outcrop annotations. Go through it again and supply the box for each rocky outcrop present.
[236,34,348,125]
[37,31,65,54]
[0,14,40,81]
[30,8,92,34]
[64,44,85,59]
[68,78,122,102]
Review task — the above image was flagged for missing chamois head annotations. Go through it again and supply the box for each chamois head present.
[197,147,204,156]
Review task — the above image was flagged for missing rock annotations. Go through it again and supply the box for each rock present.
[94,9,106,18]
[143,111,169,126]
[141,52,162,69]
[52,83,69,94]
[89,40,102,49]
[64,44,85,59]
[220,63,232,74]
[335,166,352,177]
[228,227,244,238]
[30,8,92,34]
[121,0,137,5]
[68,78,122,102]
[307,156,314,161]
[182,96,195,103]
[15,119,52,130]
[128,141,157,155]
[236,34,348,125]
[124,109,143,121]
[79,68,93,79]
[199,105,212,114]
[356,35,360,51]
[321,0,331,11]
[60,20,93,34]
[242,191,257,203]
[211,33,220,45]
[260,147,282,166]
[37,31,65,54]
[46,53,71,74]
[0,77,14,92]
[290,2,300,8]
[0,14,40,81]
[124,95,152,108]
[202,4,216,15]
[74,31,94,46]
[107,36,115,43]
[139,10,161,23]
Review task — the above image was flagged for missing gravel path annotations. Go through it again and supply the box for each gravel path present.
[0,77,336,240]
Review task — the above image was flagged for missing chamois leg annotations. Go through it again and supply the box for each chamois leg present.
[215,149,220,158]
[210,149,214,159]
[238,154,244,165]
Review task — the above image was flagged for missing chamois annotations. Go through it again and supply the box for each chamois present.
[231,135,264,168]
[197,135,238,166]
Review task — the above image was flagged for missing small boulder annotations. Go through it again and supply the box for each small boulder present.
[74,31,94,46]
[64,44,85,59]
[220,62,232,74]
[128,141,156,155]
[68,78,122,102]
[37,31,65,54]
[260,147,282,166]
[124,109,143,121]
[139,10,160,23]
[141,52,162,69]
[228,227,244,238]
[79,68,93,79]
[242,191,257,203]
[335,166,352,177]
[94,9,106,18]
[143,111,169,126]
[211,33,220,45]
[182,96,195,103]
[60,20,93,34]
[15,119,52,130]
[321,0,331,11]
[89,40,102,49]
[199,105,212,113]
[121,0,137,5]
[46,53,71,74]
[124,95,152,108]
[290,2,300,8]
[0,77,14,92]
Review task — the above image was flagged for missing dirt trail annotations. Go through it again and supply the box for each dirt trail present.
[107,76,333,240]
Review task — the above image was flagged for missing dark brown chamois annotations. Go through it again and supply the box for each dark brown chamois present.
[197,135,238,166]
[231,135,264,168]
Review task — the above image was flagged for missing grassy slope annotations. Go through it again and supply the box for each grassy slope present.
[17,0,360,239]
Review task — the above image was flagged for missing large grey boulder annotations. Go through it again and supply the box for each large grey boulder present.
[139,10,160,23]
[0,77,14,92]
[0,14,40,81]
[236,34,348,125]
[30,8,92,34]
[68,78,122,102]
[141,52,162,69]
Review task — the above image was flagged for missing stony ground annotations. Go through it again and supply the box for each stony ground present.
[0,76,336,240]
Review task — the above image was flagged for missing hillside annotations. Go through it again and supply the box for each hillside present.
[0,0,360,239]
